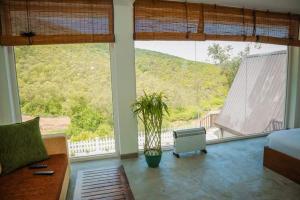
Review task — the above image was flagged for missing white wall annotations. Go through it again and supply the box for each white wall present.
[110,0,138,156]
[0,46,21,125]
[285,47,300,128]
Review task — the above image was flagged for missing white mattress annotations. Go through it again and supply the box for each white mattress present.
[267,129,300,160]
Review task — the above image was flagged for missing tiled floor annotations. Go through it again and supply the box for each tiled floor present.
[67,137,300,200]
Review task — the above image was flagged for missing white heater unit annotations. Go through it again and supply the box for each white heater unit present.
[173,127,207,158]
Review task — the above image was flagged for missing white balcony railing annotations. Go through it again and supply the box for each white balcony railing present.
[68,125,197,157]
[68,137,116,157]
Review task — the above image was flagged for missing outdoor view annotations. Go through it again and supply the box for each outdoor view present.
[135,41,287,148]
[15,44,114,157]
[15,41,287,157]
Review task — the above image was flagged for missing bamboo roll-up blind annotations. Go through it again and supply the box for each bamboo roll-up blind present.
[134,0,190,40]
[134,0,300,46]
[0,0,115,45]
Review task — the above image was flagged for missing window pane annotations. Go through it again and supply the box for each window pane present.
[135,41,287,149]
[15,44,115,157]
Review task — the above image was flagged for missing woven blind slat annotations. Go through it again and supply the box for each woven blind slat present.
[0,0,115,45]
[134,0,300,47]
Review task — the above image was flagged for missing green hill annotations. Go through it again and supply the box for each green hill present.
[14,43,228,140]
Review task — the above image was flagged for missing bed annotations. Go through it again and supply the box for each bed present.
[264,129,300,184]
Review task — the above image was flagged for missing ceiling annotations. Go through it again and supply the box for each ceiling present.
[170,0,300,14]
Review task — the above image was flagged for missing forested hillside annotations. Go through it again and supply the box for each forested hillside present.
[15,44,228,141]
[135,49,228,123]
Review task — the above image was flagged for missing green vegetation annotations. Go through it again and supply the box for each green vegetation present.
[208,43,261,87]
[15,44,113,141]
[132,92,169,167]
[135,48,228,128]
[15,43,229,141]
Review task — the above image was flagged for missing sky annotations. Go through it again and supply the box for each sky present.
[135,41,287,64]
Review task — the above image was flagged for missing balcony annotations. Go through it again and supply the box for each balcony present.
[67,111,284,158]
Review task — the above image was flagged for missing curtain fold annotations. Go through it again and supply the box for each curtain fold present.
[0,0,115,45]
[134,0,300,46]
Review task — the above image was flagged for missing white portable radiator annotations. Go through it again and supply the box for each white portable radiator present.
[173,127,207,158]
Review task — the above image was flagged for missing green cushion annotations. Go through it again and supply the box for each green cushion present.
[0,117,48,175]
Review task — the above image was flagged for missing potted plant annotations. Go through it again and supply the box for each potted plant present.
[132,92,169,168]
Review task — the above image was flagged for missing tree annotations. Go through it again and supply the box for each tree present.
[207,43,258,87]
[222,57,240,87]
[208,44,233,65]
[68,98,103,136]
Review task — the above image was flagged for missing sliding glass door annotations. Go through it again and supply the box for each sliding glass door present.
[135,40,287,149]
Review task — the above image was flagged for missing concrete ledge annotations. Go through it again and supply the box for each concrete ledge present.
[43,133,68,156]
[120,153,138,159]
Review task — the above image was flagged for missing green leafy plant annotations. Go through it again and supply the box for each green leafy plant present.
[67,98,105,140]
[132,92,169,160]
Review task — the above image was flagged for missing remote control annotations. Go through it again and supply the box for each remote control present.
[29,164,48,169]
[33,171,54,175]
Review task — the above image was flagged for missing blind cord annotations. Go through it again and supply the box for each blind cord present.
[25,0,33,44]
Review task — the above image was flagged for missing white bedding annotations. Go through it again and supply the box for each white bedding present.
[267,129,300,160]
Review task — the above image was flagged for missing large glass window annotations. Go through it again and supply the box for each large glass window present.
[135,41,287,149]
[15,44,115,157]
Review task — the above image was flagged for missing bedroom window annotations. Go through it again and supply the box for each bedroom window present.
[14,44,115,158]
[135,40,288,149]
